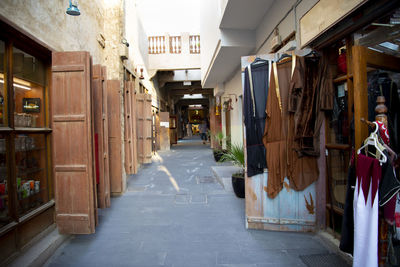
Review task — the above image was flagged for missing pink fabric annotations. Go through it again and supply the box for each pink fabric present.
[357,154,381,206]
[376,121,390,146]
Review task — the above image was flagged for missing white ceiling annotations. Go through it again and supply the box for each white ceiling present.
[219,0,274,30]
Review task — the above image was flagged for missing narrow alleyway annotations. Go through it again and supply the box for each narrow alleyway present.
[44,137,349,267]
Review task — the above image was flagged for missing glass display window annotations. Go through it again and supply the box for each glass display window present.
[0,40,5,127]
[14,134,48,216]
[12,47,46,128]
[0,134,10,227]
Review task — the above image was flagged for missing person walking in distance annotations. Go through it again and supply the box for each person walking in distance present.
[199,120,208,144]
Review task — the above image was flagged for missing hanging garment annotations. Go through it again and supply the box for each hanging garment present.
[286,56,319,192]
[263,57,318,198]
[243,61,269,177]
[339,160,356,255]
[353,154,381,267]
[289,53,334,157]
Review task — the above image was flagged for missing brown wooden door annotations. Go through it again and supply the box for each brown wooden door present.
[130,82,138,174]
[169,115,177,145]
[51,51,96,234]
[107,80,123,194]
[93,65,111,208]
[124,81,134,174]
[136,93,152,164]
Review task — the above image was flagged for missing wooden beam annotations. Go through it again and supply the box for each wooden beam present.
[170,89,213,95]
[366,48,400,72]
[352,46,369,154]
[358,24,400,47]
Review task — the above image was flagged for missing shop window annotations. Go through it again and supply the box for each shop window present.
[12,47,45,128]
[0,134,10,227]
[15,134,48,216]
[0,36,51,232]
[0,41,5,126]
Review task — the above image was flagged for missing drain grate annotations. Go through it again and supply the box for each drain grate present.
[299,253,350,267]
[197,176,216,184]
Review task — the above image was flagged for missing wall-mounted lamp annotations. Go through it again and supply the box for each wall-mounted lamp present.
[66,0,80,16]
[122,38,129,47]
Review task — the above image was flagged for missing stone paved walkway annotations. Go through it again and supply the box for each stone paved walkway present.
[44,137,349,267]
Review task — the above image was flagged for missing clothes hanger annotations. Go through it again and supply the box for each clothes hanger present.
[278,53,292,62]
[251,57,268,66]
[357,121,387,164]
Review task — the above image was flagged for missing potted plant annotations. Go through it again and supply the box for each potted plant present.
[219,143,245,198]
[212,131,226,162]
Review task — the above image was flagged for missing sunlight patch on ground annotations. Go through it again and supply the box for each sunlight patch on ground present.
[158,165,180,192]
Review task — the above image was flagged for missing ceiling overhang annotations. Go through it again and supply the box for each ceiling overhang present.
[219,0,274,30]
[202,29,255,88]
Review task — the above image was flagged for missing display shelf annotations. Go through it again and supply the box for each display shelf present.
[14,127,52,133]
[333,74,353,84]
[17,167,43,175]
[15,147,45,153]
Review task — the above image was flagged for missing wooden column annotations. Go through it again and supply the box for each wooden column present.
[352,46,369,154]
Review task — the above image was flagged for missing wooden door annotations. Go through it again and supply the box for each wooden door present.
[130,82,138,174]
[107,80,124,194]
[93,65,110,208]
[124,81,134,174]
[51,51,96,234]
[169,115,177,145]
[159,112,170,150]
[136,93,152,164]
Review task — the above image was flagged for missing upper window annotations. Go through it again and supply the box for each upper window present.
[12,47,46,128]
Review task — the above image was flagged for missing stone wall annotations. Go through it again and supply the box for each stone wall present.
[0,0,106,65]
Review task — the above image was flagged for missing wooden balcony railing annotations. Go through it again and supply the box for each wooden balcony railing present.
[189,35,200,54]
[148,35,200,55]
[148,36,166,54]
[169,36,181,54]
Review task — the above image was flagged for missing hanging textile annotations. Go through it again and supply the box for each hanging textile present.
[243,61,269,177]
[353,154,381,267]
[263,56,320,199]
[289,52,334,157]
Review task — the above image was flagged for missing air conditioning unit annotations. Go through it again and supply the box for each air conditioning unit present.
[119,44,128,60]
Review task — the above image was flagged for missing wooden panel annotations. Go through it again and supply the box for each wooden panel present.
[124,81,135,174]
[92,65,110,208]
[143,94,153,163]
[159,112,170,151]
[107,80,123,194]
[130,82,138,174]
[136,94,152,164]
[51,51,95,234]
[300,0,367,47]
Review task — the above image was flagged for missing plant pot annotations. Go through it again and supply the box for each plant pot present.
[213,149,227,162]
[232,173,245,198]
